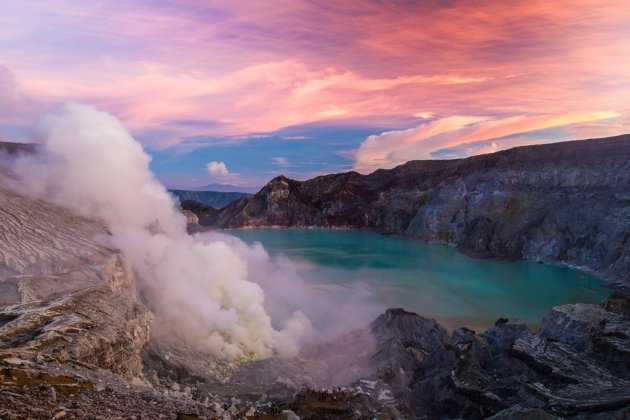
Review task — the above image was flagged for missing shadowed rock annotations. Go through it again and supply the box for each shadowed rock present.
[355,294,630,418]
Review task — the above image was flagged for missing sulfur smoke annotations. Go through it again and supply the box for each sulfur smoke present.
[7,102,312,359]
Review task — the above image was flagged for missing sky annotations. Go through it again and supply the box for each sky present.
[1,0,629,190]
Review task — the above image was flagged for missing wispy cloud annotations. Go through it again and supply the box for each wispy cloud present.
[272,157,290,166]
[282,135,311,140]
[2,0,627,148]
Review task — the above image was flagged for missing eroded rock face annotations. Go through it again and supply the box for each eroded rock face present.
[0,185,152,380]
[209,135,630,286]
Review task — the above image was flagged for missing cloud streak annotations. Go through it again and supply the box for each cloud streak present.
[353,111,622,172]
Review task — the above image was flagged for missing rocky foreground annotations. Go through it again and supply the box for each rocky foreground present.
[1,139,629,418]
[207,135,630,287]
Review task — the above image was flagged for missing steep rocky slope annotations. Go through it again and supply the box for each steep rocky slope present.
[209,135,630,285]
[0,185,151,379]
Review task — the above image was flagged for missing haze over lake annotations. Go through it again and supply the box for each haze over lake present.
[227,228,609,330]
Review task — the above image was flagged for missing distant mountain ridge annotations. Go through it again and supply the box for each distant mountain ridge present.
[168,189,250,209]
[207,134,630,286]
[187,183,261,193]
[0,141,37,155]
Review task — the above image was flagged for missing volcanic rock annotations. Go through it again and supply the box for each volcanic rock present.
[354,295,630,418]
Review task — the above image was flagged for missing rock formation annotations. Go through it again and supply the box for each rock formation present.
[208,134,630,286]
[0,185,151,379]
[358,294,630,418]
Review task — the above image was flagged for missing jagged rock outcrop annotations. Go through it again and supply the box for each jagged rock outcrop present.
[209,135,630,286]
[347,292,630,419]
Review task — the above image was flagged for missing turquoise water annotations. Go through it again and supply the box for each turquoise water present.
[226,228,609,330]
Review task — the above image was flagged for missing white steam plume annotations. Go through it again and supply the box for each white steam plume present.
[8,102,309,359]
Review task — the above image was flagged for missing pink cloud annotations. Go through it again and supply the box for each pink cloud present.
[0,0,628,148]
[353,111,622,172]
[9,59,489,147]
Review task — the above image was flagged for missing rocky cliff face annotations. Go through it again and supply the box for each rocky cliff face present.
[210,135,630,285]
[0,185,152,380]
